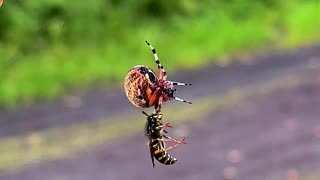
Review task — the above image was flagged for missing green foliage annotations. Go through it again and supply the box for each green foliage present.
[0,0,319,107]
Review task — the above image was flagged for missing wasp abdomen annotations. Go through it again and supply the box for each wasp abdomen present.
[152,140,177,165]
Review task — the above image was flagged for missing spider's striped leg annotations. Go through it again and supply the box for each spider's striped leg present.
[174,96,192,104]
[167,81,192,86]
[145,41,167,80]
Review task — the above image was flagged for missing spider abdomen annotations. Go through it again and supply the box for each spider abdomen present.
[124,65,156,108]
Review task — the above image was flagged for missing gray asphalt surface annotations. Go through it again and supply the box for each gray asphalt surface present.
[1,45,320,180]
[2,70,320,180]
[1,45,320,137]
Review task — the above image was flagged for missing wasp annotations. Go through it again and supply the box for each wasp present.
[124,41,192,113]
[143,111,186,167]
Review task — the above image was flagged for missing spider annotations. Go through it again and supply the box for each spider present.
[124,41,192,113]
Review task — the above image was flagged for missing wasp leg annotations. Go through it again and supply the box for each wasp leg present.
[155,123,173,131]
[162,135,187,145]
[145,41,167,80]
[155,139,185,152]
[155,122,170,133]
[164,143,183,152]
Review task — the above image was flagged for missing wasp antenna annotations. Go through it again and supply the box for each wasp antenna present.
[167,81,192,86]
[174,97,192,104]
[142,111,149,116]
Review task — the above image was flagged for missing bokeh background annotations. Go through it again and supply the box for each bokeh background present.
[0,0,320,179]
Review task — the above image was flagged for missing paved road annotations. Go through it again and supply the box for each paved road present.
[1,45,320,180]
[0,45,320,137]
[2,70,320,180]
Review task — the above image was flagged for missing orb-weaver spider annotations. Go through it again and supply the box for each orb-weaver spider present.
[124,41,192,113]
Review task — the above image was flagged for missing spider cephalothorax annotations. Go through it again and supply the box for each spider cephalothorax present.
[124,41,192,113]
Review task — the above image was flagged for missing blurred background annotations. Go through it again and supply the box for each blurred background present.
[0,0,320,179]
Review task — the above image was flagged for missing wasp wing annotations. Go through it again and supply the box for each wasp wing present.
[148,136,156,168]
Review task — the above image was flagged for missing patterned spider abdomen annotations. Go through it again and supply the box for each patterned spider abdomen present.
[124,65,156,108]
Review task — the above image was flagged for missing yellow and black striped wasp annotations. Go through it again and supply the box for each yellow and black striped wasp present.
[143,111,186,167]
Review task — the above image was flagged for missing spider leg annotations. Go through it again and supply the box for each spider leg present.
[167,81,192,86]
[157,96,163,112]
[174,96,192,104]
[145,41,167,80]
[153,108,159,114]
[152,92,163,114]
[148,88,160,108]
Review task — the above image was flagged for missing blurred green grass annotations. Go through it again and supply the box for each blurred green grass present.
[0,0,319,107]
